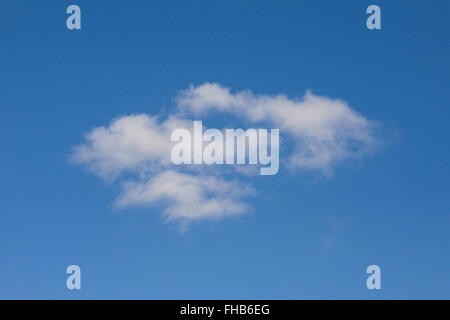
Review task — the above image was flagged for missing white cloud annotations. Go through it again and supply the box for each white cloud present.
[177,83,377,174]
[72,82,380,223]
[72,113,253,223]
[72,114,190,180]
[116,170,254,221]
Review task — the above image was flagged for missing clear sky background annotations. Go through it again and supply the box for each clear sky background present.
[0,0,449,299]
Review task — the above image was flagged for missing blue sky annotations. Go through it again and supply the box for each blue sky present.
[0,0,449,299]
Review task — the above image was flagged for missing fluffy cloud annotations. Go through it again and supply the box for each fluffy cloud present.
[73,83,379,223]
[116,170,254,221]
[72,113,250,222]
[72,114,189,180]
[177,83,377,174]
